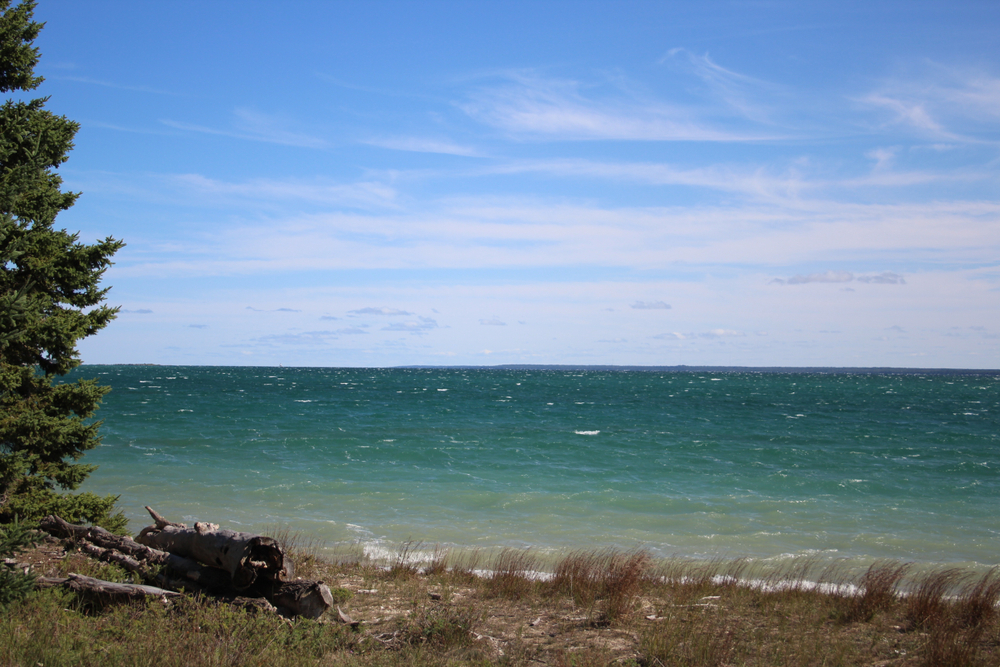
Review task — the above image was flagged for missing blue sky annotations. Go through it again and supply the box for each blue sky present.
[31,1,1000,368]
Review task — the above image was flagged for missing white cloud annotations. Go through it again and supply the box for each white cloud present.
[480,318,506,326]
[169,174,398,209]
[860,64,1000,143]
[653,329,747,340]
[382,317,439,332]
[771,271,906,285]
[56,75,179,96]
[109,191,1000,280]
[349,307,414,316]
[660,48,779,123]
[771,271,854,285]
[857,272,906,284]
[460,71,771,141]
[364,136,482,157]
[161,108,328,149]
[631,300,671,310]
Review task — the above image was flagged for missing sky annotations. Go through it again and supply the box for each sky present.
[27,1,1000,368]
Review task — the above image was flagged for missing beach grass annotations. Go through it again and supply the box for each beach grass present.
[2,536,999,666]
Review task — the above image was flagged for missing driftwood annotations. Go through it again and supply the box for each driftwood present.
[39,514,231,592]
[268,579,335,620]
[136,506,291,590]
[39,511,334,620]
[37,573,182,607]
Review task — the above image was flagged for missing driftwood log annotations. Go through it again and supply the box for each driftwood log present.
[38,511,334,620]
[136,506,291,590]
[36,573,182,606]
[39,514,231,593]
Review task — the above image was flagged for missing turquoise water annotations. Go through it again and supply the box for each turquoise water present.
[74,366,999,567]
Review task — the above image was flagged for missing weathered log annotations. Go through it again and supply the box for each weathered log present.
[40,512,333,620]
[79,542,146,575]
[40,514,233,592]
[37,573,182,608]
[136,507,291,590]
[264,579,335,620]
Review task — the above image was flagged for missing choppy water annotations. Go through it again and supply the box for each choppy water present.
[73,366,999,568]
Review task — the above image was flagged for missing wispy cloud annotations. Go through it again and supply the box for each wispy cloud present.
[161,108,327,148]
[661,48,780,123]
[654,329,750,340]
[860,64,1000,143]
[382,317,439,333]
[253,330,341,346]
[169,174,398,209]
[460,71,773,141]
[364,136,482,157]
[111,193,1000,279]
[55,75,179,96]
[480,318,506,326]
[349,307,414,316]
[631,300,672,310]
[771,271,906,285]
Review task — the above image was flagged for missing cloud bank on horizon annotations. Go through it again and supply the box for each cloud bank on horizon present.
[37,1,1000,368]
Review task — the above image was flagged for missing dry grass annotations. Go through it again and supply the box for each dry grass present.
[905,567,967,631]
[958,567,1000,630]
[484,547,539,599]
[424,545,450,576]
[550,549,650,623]
[388,540,424,579]
[840,560,911,622]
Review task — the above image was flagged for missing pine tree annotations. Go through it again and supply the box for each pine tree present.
[0,0,126,531]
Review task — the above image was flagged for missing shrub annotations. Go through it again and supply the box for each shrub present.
[0,486,127,534]
[0,517,39,607]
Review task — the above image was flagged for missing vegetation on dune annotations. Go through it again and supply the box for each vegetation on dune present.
[4,534,999,667]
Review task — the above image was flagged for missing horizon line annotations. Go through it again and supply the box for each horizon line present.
[80,363,1000,375]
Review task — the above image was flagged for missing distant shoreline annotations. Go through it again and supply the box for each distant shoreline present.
[85,363,1000,375]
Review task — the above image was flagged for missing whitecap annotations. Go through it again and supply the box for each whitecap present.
[574,430,600,435]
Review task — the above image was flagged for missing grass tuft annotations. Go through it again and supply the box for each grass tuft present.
[389,540,423,579]
[485,548,538,599]
[956,567,1000,630]
[840,560,910,623]
[550,549,650,623]
[904,567,966,631]
[425,544,450,576]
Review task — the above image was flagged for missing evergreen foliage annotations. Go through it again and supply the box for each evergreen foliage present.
[0,516,37,607]
[0,0,125,532]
